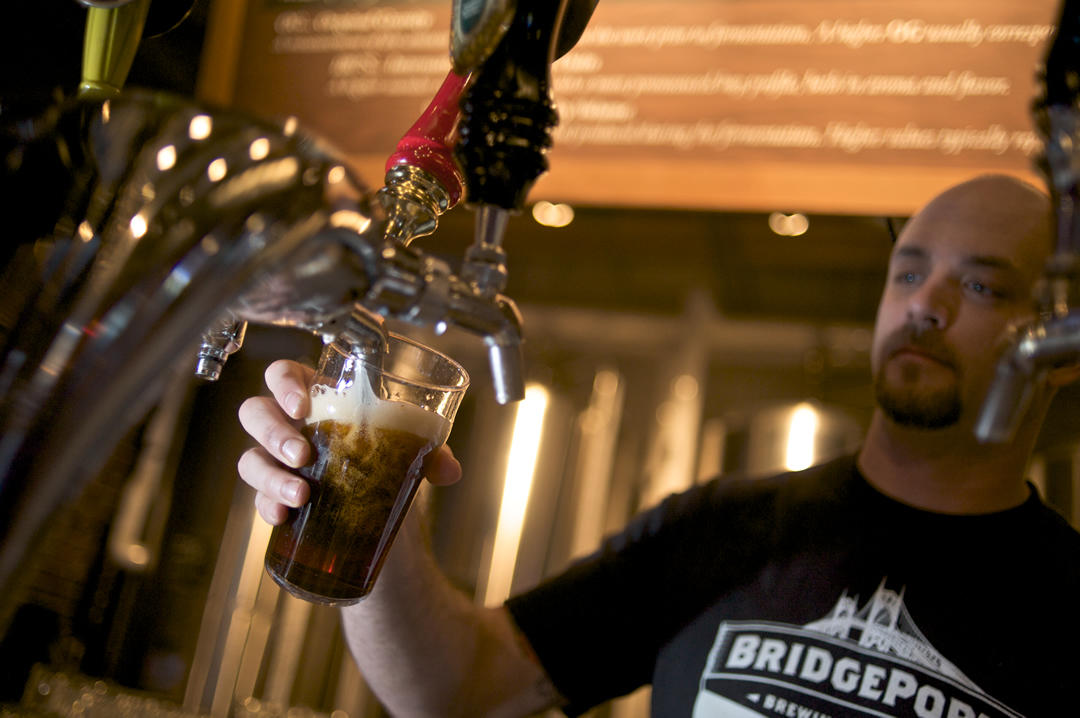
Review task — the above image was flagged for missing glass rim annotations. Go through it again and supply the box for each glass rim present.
[331,332,470,392]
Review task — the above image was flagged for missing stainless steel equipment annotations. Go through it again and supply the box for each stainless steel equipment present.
[0,0,600,636]
[0,86,526,633]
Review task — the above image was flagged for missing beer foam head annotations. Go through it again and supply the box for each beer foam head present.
[307,378,450,443]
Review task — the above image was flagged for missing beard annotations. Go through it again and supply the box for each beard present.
[873,324,962,429]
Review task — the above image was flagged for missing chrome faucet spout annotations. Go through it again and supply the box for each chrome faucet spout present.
[337,234,525,403]
[194,314,247,381]
[975,315,1080,442]
[450,292,526,404]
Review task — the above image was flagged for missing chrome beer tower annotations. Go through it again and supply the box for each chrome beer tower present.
[0,0,590,633]
[975,0,1080,442]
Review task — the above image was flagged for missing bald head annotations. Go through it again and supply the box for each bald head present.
[897,174,1053,281]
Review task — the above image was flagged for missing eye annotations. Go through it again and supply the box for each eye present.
[894,271,920,285]
[964,278,1003,299]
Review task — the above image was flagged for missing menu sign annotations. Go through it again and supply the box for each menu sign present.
[202,0,1058,215]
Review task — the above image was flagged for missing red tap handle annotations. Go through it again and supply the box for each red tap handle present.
[385,69,468,208]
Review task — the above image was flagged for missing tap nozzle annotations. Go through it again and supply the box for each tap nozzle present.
[194,316,247,381]
[975,312,1080,442]
[378,69,468,245]
[485,297,526,404]
[440,283,524,403]
[462,205,511,297]
[974,329,1042,443]
[378,165,457,245]
[327,305,389,360]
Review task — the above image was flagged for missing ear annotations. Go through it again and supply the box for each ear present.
[1047,361,1080,388]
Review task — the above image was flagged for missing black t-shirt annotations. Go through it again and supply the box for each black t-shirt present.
[506,454,1080,717]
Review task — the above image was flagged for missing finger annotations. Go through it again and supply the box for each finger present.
[237,447,311,508]
[255,491,290,526]
[238,395,310,468]
[264,359,315,420]
[423,444,462,486]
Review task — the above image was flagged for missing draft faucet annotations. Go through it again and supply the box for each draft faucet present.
[975,0,1080,442]
[0,0,605,634]
[190,66,525,404]
[0,0,601,637]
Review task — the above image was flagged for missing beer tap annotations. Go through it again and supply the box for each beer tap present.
[0,4,538,632]
[975,0,1080,443]
[0,0,602,632]
[195,68,470,381]
[196,0,601,396]
[379,69,469,245]
[446,0,579,405]
[0,87,479,632]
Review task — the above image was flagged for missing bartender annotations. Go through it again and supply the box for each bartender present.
[240,174,1080,717]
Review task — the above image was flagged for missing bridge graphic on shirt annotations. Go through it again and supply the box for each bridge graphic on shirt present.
[800,578,974,686]
[691,580,1024,718]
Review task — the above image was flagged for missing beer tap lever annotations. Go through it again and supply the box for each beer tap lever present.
[378,69,469,245]
[440,0,579,403]
[454,0,570,293]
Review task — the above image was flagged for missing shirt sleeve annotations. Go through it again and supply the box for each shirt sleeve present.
[504,472,784,715]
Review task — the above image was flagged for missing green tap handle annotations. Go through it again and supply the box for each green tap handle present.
[79,0,152,100]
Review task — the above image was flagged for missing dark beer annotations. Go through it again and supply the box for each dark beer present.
[265,392,447,604]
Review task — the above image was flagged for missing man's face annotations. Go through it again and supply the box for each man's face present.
[870,178,1051,430]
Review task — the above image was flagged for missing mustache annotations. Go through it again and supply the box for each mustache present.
[879,324,958,367]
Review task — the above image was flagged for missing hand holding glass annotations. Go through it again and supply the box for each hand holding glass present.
[265,333,469,605]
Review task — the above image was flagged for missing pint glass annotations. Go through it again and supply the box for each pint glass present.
[264,333,469,605]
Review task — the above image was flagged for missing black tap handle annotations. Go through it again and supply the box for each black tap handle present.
[555,0,600,59]
[1032,0,1080,255]
[454,0,569,211]
[1043,0,1080,107]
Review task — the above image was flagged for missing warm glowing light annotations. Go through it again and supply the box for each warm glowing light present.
[249,137,270,161]
[327,165,347,184]
[77,221,95,243]
[283,116,299,136]
[785,403,819,471]
[126,544,150,567]
[207,158,228,182]
[189,114,213,140]
[129,213,148,239]
[483,384,549,606]
[672,374,699,401]
[156,144,177,171]
[329,209,372,234]
[532,201,575,228]
[768,212,809,237]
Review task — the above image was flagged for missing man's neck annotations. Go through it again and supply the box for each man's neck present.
[856,410,1033,514]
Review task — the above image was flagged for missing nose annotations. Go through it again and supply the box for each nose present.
[905,274,955,330]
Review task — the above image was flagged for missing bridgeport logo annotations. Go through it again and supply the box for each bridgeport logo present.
[691,581,1022,718]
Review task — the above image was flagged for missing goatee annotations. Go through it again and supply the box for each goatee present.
[874,324,962,429]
